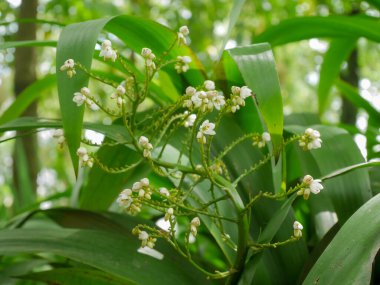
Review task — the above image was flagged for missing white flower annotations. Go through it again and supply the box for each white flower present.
[178,26,190,45]
[141,48,156,69]
[138,136,153,158]
[139,231,149,241]
[76,147,94,168]
[141,48,152,58]
[175,55,192,73]
[159,187,170,197]
[185,86,196,96]
[99,40,117,61]
[293,221,303,238]
[240,86,252,99]
[252,132,271,148]
[132,181,143,192]
[184,113,196,128]
[117,189,133,208]
[141,178,149,187]
[190,217,201,237]
[212,93,226,110]
[297,175,324,199]
[299,128,322,150]
[197,120,216,144]
[53,129,64,139]
[60,59,76,78]
[164,207,174,221]
[139,136,149,147]
[73,92,86,106]
[204,80,215,91]
[179,26,189,36]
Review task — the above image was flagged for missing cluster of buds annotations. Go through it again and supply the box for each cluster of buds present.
[141,48,156,70]
[183,81,226,113]
[116,178,152,215]
[293,221,303,238]
[210,160,224,175]
[60,59,76,78]
[139,136,153,158]
[183,111,196,128]
[52,129,65,149]
[252,132,271,148]
[72,87,99,110]
[197,120,216,144]
[132,228,157,249]
[175,56,192,73]
[229,86,252,113]
[110,84,126,107]
[299,128,322,150]
[99,40,117,62]
[297,175,324,200]
[178,25,190,45]
[190,217,201,237]
[76,146,94,168]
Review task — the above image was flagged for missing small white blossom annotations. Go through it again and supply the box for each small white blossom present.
[240,86,252,99]
[164,207,174,221]
[212,93,226,110]
[204,80,215,91]
[141,48,156,69]
[297,175,324,200]
[252,132,271,148]
[190,217,201,237]
[197,120,216,144]
[73,93,86,106]
[139,136,153,158]
[76,146,94,168]
[293,221,303,238]
[110,84,126,107]
[186,86,196,96]
[184,113,196,128]
[99,40,117,61]
[117,189,133,208]
[299,128,322,150]
[53,129,65,148]
[159,187,170,197]
[175,55,192,73]
[178,26,190,45]
[60,59,76,78]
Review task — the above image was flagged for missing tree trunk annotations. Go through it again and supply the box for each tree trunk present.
[12,0,39,208]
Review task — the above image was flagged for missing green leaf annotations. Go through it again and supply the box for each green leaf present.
[20,268,133,285]
[0,74,56,125]
[321,160,380,181]
[227,43,283,153]
[0,228,208,285]
[318,38,357,114]
[255,16,380,46]
[0,40,57,49]
[57,18,111,175]
[303,193,380,285]
[218,0,246,58]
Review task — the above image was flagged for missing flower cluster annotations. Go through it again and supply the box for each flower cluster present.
[183,111,196,128]
[229,86,252,113]
[197,120,216,144]
[190,217,201,237]
[99,40,117,62]
[52,129,65,149]
[175,56,192,73]
[178,25,190,45]
[252,132,271,148]
[183,81,226,113]
[299,128,322,150]
[141,48,156,70]
[139,136,153,158]
[132,228,157,249]
[76,146,94,168]
[60,59,76,78]
[110,84,126,107]
[116,178,152,215]
[297,175,324,200]
[293,221,303,238]
[72,87,99,110]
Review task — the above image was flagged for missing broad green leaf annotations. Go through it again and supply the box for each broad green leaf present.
[0,74,56,125]
[57,18,111,174]
[0,228,208,285]
[228,44,283,153]
[218,0,246,58]
[0,259,48,285]
[303,193,380,285]
[318,38,357,114]
[255,16,380,46]
[21,268,133,285]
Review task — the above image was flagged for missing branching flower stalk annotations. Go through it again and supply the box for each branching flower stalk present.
[58,25,324,283]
